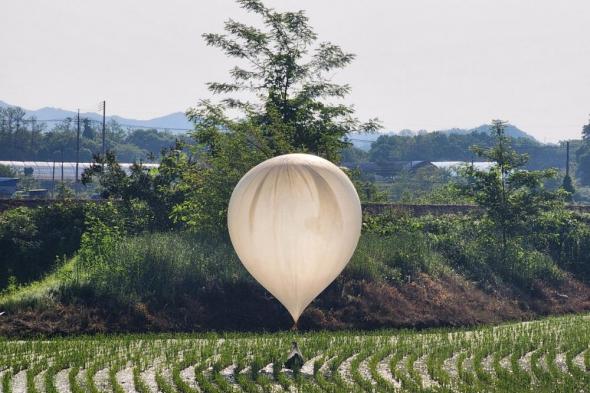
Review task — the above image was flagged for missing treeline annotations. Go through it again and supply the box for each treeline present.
[0,106,181,163]
[358,131,575,171]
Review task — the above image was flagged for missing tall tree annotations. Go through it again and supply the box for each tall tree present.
[582,118,590,141]
[175,0,379,233]
[192,0,379,161]
[577,118,590,185]
[462,120,564,259]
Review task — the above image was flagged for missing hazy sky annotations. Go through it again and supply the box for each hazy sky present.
[1,0,589,142]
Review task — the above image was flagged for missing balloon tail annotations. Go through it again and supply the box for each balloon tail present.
[290,321,298,331]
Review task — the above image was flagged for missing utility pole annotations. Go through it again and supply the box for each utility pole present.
[101,100,106,156]
[30,118,36,153]
[51,161,56,199]
[61,148,64,183]
[76,110,81,185]
[566,141,570,177]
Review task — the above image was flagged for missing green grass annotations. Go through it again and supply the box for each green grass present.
[0,314,588,392]
[1,226,566,315]
[2,231,441,314]
[0,258,77,312]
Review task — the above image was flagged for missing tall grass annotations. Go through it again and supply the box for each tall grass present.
[72,229,457,304]
[347,232,446,283]
[73,232,250,305]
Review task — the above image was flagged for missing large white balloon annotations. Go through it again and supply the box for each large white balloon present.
[228,153,362,322]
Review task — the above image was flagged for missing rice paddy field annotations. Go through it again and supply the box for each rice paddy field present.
[1,314,589,393]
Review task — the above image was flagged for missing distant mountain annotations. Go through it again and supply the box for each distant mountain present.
[0,100,193,133]
[438,124,534,140]
[1,100,536,143]
[349,124,536,151]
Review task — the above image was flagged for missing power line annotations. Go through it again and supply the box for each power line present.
[18,118,194,131]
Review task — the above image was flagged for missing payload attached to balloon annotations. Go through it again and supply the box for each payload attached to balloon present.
[227,153,362,322]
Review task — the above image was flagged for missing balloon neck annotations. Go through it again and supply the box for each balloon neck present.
[290,321,299,331]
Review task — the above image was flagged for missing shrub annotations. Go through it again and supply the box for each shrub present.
[0,202,85,289]
[364,211,563,289]
[528,210,590,281]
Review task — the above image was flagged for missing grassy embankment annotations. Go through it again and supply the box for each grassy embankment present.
[2,213,589,335]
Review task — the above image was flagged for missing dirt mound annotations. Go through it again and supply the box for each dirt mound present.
[1,273,589,337]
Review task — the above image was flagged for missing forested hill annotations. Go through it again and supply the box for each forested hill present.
[346,131,575,171]
[350,124,536,150]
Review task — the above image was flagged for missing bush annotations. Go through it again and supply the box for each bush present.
[364,211,564,289]
[0,200,163,291]
[528,209,590,281]
[0,202,85,289]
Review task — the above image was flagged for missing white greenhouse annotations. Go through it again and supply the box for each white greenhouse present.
[0,161,159,181]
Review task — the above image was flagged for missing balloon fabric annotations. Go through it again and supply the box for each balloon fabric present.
[227,153,362,322]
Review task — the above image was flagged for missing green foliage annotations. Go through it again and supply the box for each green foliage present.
[388,166,471,204]
[363,211,563,288]
[82,145,188,230]
[77,210,124,279]
[348,168,388,202]
[576,119,590,185]
[368,129,565,171]
[529,209,590,281]
[0,202,86,289]
[172,120,269,234]
[346,232,445,283]
[582,119,590,141]
[55,181,75,199]
[0,198,165,291]
[198,0,379,159]
[1,371,11,393]
[74,231,248,305]
[175,0,379,234]
[413,182,472,204]
[340,146,369,165]
[461,120,565,262]
[81,151,128,198]
[64,209,572,305]
[561,174,575,201]
[0,164,16,177]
